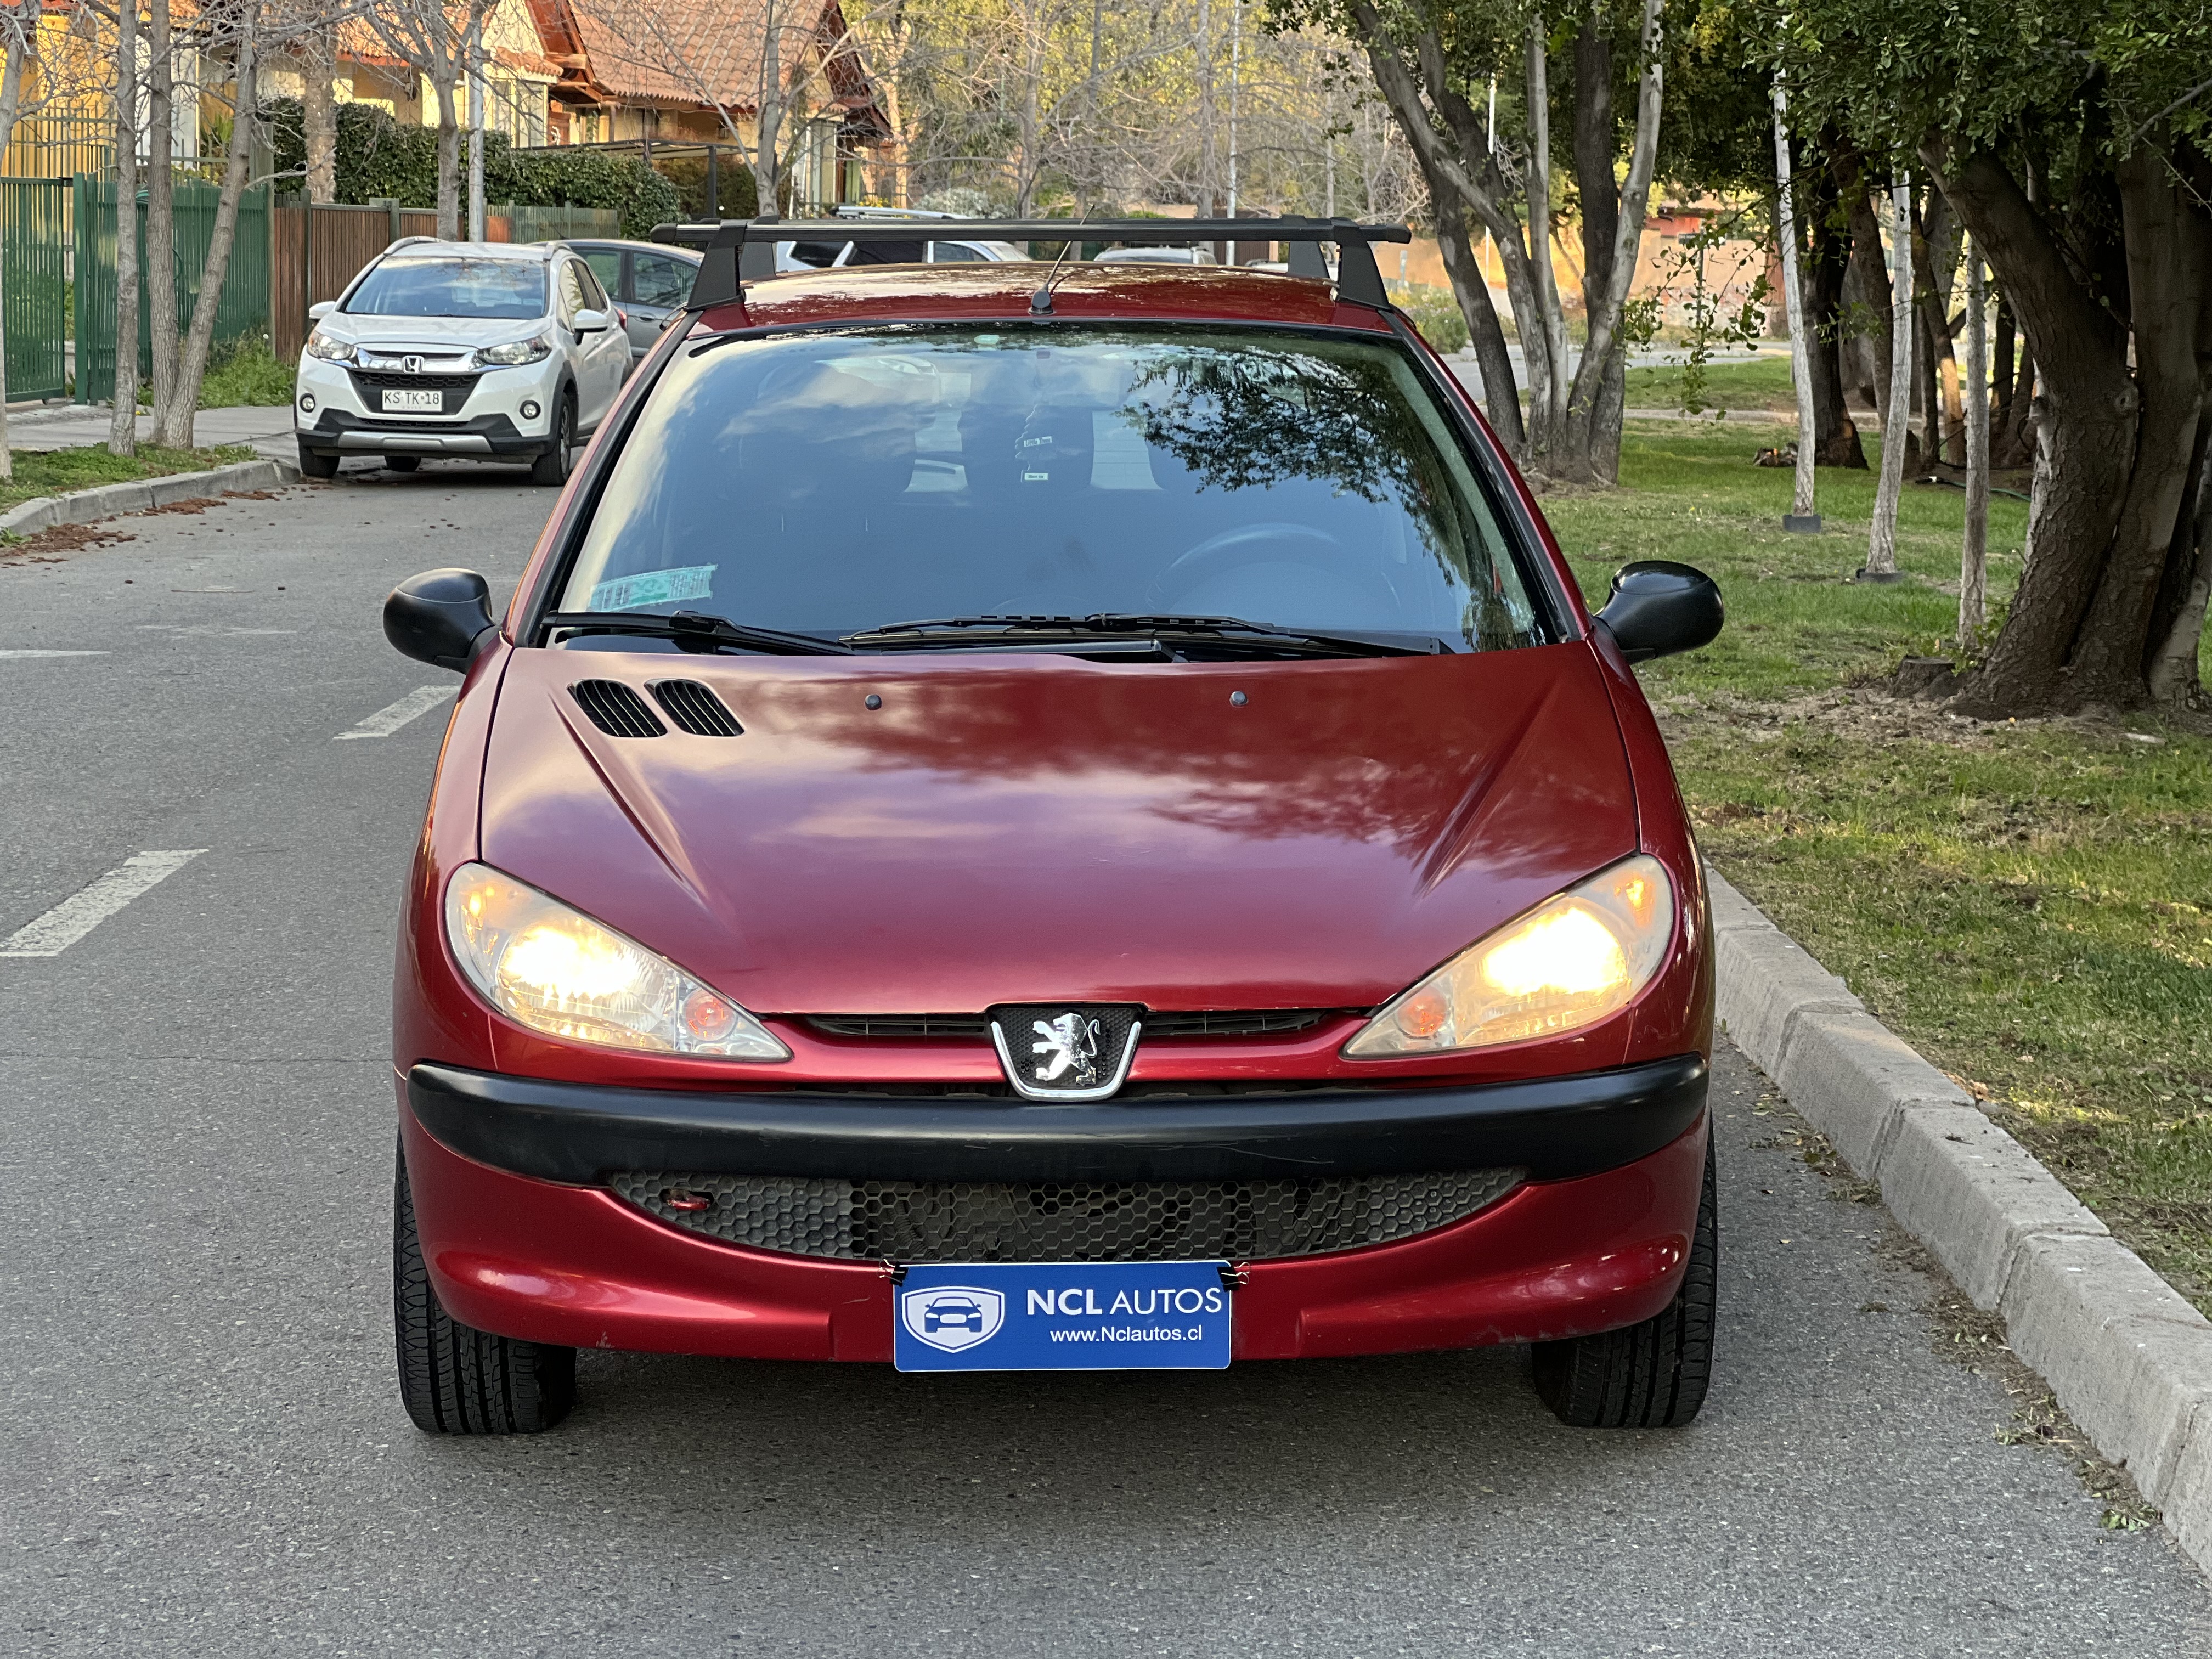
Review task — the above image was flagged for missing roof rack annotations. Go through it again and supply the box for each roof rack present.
[650,217,1413,313]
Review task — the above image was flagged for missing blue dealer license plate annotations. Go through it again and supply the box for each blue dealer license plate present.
[893,1261,1232,1373]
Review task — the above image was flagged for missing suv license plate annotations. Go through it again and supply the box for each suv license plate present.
[893,1260,1231,1373]
[381,388,442,413]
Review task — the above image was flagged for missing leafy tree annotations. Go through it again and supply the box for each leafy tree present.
[1273,0,1669,487]
[1777,0,2212,709]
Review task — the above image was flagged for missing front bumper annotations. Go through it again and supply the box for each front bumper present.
[295,353,557,456]
[400,1056,1709,1362]
[409,1054,1705,1185]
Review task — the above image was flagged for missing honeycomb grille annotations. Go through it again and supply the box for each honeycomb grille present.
[607,1169,1525,1263]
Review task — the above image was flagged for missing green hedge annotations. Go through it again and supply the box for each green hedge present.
[262,100,682,240]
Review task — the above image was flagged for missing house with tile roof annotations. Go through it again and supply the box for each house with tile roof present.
[523,0,893,207]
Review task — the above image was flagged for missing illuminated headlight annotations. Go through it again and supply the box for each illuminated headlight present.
[304,326,355,362]
[444,862,789,1060]
[475,332,554,367]
[1344,856,1675,1057]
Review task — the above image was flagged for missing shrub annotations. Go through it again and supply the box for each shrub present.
[262,100,684,239]
[1392,284,1471,354]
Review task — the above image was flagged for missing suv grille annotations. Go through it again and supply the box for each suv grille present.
[608,1170,1524,1262]
[803,1008,1355,1041]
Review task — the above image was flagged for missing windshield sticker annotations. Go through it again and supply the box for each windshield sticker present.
[589,565,717,612]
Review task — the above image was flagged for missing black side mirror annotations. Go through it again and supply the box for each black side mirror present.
[1593,561,1724,663]
[385,568,496,672]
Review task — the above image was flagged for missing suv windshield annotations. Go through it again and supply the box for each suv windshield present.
[561,325,1548,652]
[345,257,546,319]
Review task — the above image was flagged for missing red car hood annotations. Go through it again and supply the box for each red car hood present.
[478,644,1637,1014]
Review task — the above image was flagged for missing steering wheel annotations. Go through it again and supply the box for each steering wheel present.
[1145,522,1388,616]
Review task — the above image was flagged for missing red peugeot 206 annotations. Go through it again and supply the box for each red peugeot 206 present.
[382,219,1725,1434]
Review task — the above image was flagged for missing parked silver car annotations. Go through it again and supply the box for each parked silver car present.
[564,239,702,363]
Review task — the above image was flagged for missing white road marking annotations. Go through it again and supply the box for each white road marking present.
[335,684,459,741]
[0,650,108,658]
[0,850,208,958]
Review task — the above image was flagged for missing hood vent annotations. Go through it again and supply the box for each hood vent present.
[570,679,667,737]
[650,679,744,736]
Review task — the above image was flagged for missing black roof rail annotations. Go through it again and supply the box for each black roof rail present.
[649,217,1412,314]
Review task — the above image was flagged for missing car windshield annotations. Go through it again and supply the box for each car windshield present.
[345,257,546,319]
[560,324,1547,652]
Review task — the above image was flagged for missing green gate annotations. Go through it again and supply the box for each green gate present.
[1,178,71,404]
[74,173,272,403]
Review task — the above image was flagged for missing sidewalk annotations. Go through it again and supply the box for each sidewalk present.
[7,404,296,466]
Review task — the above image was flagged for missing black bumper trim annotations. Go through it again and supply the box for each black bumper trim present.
[406,1055,1708,1187]
[307,409,541,456]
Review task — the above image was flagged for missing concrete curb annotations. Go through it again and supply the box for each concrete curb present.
[1709,865,2212,1575]
[0,457,299,540]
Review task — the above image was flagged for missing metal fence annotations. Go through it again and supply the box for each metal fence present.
[1,113,113,183]
[74,174,273,404]
[1,178,71,403]
[500,203,622,242]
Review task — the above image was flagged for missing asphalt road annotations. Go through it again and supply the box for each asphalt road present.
[3,461,2208,1657]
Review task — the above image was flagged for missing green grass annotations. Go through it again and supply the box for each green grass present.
[198,335,296,408]
[1547,421,2212,1311]
[1622,355,1797,415]
[1,443,257,518]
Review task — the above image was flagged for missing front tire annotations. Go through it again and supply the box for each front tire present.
[296,438,338,480]
[383,454,421,473]
[1532,1127,1718,1427]
[529,394,574,487]
[393,1143,575,1434]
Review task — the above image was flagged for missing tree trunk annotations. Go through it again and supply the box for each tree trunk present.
[755,0,783,216]
[2066,149,2212,706]
[0,33,20,481]
[1573,13,1625,479]
[1926,143,2185,711]
[1865,176,1915,577]
[1351,12,1553,460]
[1993,296,2014,430]
[1418,148,1523,453]
[1996,339,2038,469]
[1838,146,1899,448]
[2145,383,2212,704]
[1555,0,1662,486]
[1915,185,1963,466]
[435,74,460,239]
[303,27,337,202]
[1522,22,1568,464]
[1961,239,1989,639]
[146,0,178,441]
[161,24,259,449]
[1806,140,1866,466]
[110,0,140,457]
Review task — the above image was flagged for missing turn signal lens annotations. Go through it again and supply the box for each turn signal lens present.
[444,862,789,1060]
[1344,856,1676,1057]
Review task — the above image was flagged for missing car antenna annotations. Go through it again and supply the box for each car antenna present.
[1030,213,1092,315]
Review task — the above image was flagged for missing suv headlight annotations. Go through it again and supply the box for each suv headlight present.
[304,326,355,363]
[444,863,790,1060]
[475,331,554,367]
[1344,855,1675,1057]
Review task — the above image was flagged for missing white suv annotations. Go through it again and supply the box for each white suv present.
[294,239,630,486]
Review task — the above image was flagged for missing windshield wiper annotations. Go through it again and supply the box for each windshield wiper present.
[543,610,852,656]
[843,613,1438,658]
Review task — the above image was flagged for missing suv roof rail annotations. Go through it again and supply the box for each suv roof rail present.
[651,216,1412,313]
[386,235,440,252]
